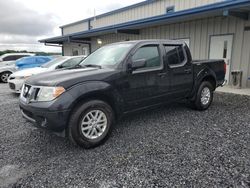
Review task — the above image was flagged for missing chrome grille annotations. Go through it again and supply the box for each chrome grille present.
[22,84,32,98]
[21,84,40,103]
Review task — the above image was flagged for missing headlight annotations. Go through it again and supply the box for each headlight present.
[36,86,65,102]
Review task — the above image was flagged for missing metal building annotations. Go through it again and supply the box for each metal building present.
[40,0,250,88]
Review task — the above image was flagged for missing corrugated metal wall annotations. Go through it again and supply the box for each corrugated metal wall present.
[89,16,250,88]
[63,22,89,35]
[92,0,223,29]
[62,0,224,35]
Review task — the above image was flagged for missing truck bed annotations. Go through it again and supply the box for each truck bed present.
[192,59,226,87]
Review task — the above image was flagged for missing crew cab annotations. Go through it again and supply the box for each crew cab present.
[19,40,226,148]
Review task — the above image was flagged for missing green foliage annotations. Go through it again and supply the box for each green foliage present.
[0,50,61,56]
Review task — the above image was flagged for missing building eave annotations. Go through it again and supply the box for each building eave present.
[39,0,250,44]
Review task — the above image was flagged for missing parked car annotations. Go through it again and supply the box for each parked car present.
[19,40,226,148]
[0,56,54,83]
[15,56,53,69]
[8,56,86,93]
[0,53,34,66]
[0,61,18,83]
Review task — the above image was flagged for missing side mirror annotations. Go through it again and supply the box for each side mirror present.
[130,59,146,71]
[56,65,63,69]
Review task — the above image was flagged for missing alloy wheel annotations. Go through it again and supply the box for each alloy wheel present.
[80,110,108,140]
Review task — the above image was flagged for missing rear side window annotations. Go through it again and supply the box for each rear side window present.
[3,56,18,61]
[132,46,161,69]
[165,45,186,66]
[3,55,29,61]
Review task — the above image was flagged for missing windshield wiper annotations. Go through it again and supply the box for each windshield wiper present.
[82,64,102,69]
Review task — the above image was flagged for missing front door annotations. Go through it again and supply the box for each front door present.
[209,35,233,83]
[121,44,170,112]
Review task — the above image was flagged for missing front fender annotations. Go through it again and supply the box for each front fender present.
[66,81,124,114]
[0,68,14,74]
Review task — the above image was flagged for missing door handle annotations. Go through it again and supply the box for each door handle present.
[184,69,192,74]
[158,72,167,77]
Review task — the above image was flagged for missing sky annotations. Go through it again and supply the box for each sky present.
[0,0,142,53]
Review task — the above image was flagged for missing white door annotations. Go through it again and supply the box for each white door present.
[82,47,89,56]
[209,35,233,83]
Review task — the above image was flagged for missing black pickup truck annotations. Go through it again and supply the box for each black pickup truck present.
[19,40,226,148]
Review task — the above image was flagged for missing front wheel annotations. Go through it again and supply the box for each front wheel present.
[0,72,11,83]
[191,81,214,110]
[67,100,114,148]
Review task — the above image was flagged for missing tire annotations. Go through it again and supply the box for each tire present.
[190,81,214,111]
[67,100,114,148]
[0,72,11,83]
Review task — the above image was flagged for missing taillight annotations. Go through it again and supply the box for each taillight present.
[224,62,227,74]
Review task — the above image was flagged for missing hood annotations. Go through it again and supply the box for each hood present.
[26,67,117,88]
[11,67,47,77]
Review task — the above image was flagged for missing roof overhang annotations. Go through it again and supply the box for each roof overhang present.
[39,0,250,44]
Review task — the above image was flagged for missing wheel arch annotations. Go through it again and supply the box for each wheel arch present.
[67,90,122,127]
[0,70,13,82]
[190,68,217,100]
[201,75,216,91]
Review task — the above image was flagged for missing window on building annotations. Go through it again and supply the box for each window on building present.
[165,45,186,66]
[166,6,175,14]
[132,45,161,69]
[72,48,79,56]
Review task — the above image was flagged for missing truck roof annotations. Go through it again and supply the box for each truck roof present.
[108,39,186,46]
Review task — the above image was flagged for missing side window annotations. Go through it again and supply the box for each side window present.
[132,46,161,69]
[3,56,16,61]
[3,55,28,61]
[17,55,29,59]
[35,57,48,65]
[61,57,83,68]
[165,45,186,66]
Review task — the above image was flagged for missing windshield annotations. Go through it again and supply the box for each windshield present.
[41,57,68,68]
[80,43,133,68]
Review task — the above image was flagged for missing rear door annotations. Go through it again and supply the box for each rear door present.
[164,44,193,98]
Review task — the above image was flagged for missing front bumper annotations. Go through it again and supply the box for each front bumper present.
[19,99,70,132]
[8,79,24,93]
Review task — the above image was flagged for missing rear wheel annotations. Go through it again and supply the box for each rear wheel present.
[67,100,114,148]
[190,81,214,110]
[0,72,11,83]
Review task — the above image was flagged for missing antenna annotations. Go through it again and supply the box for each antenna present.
[94,8,96,21]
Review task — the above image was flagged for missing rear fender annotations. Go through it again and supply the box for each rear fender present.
[190,68,216,100]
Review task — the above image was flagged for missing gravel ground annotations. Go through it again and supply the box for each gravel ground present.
[0,83,249,188]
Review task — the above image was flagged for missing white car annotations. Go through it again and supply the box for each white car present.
[0,53,34,66]
[8,56,86,93]
[0,61,18,83]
